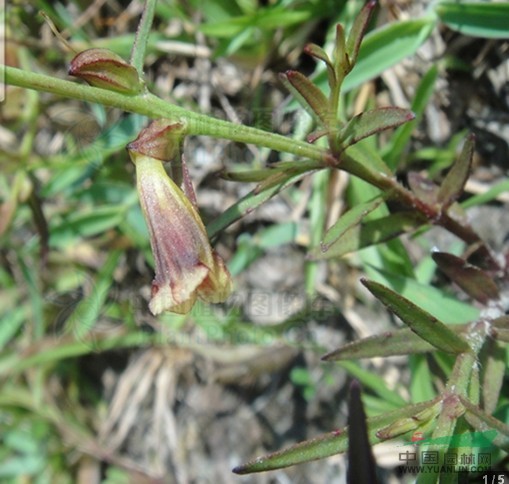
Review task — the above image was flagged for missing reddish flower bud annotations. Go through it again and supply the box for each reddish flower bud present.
[127,119,187,163]
[130,152,232,314]
[69,48,143,95]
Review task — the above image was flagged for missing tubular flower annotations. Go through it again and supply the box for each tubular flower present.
[130,152,232,315]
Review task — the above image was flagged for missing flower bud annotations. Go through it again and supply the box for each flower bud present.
[376,402,441,440]
[69,48,143,94]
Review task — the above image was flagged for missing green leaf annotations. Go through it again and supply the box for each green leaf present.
[220,166,282,182]
[435,2,509,39]
[340,143,393,188]
[311,211,424,260]
[281,71,331,125]
[338,107,415,151]
[364,267,480,324]
[304,43,336,90]
[232,400,434,474]
[207,164,314,238]
[315,196,384,252]
[345,0,376,67]
[361,279,472,354]
[437,134,474,208]
[342,18,435,92]
[432,251,499,304]
[322,326,470,361]
[333,23,347,78]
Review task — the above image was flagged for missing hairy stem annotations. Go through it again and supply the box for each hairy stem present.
[130,0,158,76]
[4,66,326,162]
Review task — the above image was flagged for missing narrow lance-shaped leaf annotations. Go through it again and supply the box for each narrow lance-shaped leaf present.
[221,159,318,183]
[432,251,499,304]
[342,19,434,93]
[347,381,378,484]
[311,211,424,260]
[340,143,393,184]
[207,165,312,238]
[333,23,347,79]
[437,134,475,208]
[318,196,384,252]
[322,325,469,361]
[361,279,471,354]
[232,400,435,474]
[304,43,336,90]
[346,0,377,67]
[337,107,415,151]
[281,71,331,126]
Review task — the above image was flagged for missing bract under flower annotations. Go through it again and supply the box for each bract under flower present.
[131,153,232,314]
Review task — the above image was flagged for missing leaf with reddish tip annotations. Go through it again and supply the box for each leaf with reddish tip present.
[322,325,469,361]
[361,279,471,354]
[432,251,499,304]
[337,108,414,151]
[346,0,377,67]
[310,211,423,260]
[232,400,435,474]
[307,129,329,143]
[437,134,475,208]
[304,43,336,89]
[281,71,331,125]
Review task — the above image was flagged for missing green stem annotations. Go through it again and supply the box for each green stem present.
[416,321,488,484]
[3,66,498,260]
[130,0,158,75]
[4,66,326,162]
